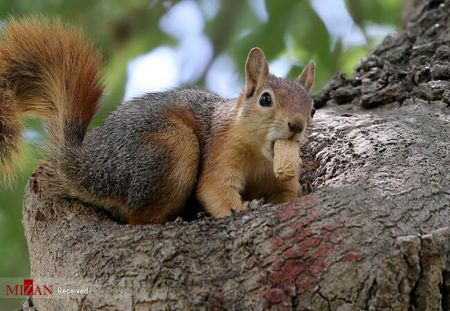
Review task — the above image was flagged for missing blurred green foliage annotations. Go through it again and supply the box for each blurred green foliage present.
[0,0,402,308]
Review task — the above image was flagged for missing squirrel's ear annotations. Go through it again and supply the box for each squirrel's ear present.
[245,47,269,98]
[298,61,315,92]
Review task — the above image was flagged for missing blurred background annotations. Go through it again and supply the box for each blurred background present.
[0,0,403,308]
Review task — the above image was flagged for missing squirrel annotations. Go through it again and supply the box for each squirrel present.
[0,17,315,224]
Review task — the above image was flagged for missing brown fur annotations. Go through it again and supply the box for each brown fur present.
[197,48,315,218]
[0,17,103,183]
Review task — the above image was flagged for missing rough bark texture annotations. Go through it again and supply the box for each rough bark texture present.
[23,1,449,310]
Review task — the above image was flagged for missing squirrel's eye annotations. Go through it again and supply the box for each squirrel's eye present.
[311,106,316,117]
[259,92,273,107]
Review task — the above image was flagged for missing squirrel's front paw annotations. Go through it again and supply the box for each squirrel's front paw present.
[213,208,232,218]
[231,201,249,213]
[205,202,248,219]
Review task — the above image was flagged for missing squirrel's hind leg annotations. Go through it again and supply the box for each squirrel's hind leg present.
[125,115,200,224]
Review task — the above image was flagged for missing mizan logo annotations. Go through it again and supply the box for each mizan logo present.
[6,279,53,297]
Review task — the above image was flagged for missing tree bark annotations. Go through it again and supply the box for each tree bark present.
[23,1,449,310]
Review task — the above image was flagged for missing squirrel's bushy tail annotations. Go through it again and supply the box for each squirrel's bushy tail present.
[0,17,103,183]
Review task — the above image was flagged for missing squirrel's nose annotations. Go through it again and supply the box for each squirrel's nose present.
[288,120,304,134]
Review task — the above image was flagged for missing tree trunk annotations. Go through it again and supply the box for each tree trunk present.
[23,1,449,310]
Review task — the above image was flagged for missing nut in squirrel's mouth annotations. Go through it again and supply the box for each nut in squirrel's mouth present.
[268,137,300,160]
